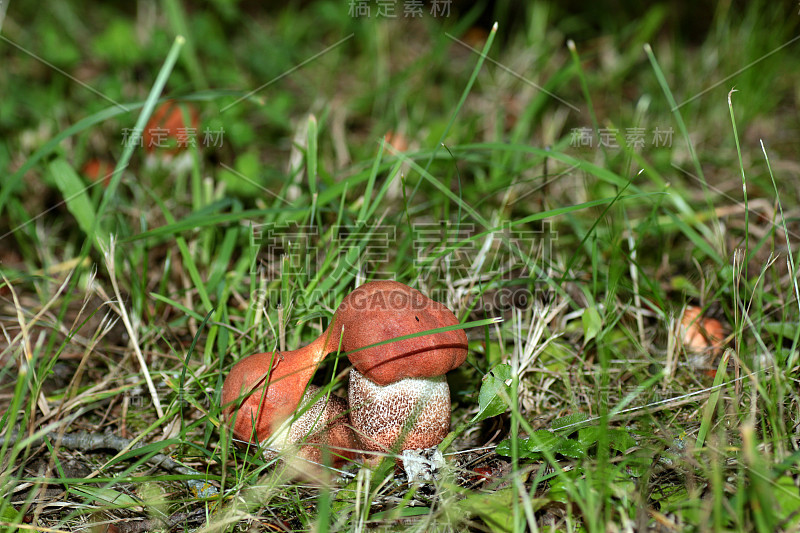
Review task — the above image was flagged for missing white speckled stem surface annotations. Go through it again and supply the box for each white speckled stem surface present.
[348,368,450,456]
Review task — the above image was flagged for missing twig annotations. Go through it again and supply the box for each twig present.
[1,431,218,498]
[111,508,207,533]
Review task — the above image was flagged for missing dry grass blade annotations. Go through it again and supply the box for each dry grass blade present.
[101,237,164,420]
[2,272,52,418]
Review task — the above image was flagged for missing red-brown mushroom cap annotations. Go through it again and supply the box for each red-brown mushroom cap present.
[334,281,468,386]
[221,333,331,443]
[222,352,304,443]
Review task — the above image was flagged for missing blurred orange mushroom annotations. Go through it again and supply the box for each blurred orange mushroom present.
[143,100,199,154]
[82,158,114,187]
[680,305,725,370]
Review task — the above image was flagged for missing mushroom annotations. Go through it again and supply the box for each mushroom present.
[221,280,468,467]
[338,281,468,464]
[276,385,358,465]
[82,158,114,187]
[143,100,199,154]
[680,305,725,369]
[221,331,357,466]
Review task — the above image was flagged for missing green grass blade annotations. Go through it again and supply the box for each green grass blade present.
[643,43,704,181]
[410,22,498,201]
[727,90,748,274]
[2,103,139,216]
[163,0,208,89]
[92,35,185,249]
[49,158,98,241]
[358,139,384,221]
[567,40,598,136]
[146,187,214,313]
[761,140,800,370]
[149,292,206,322]
[307,114,318,197]
[122,206,300,243]
[695,350,731,449]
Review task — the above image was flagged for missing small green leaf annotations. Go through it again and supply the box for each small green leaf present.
[582,305,602,345]
[499,431,584,460]
[763,321,796,338]
[111,438,182,465]
[496,436,546,460]
[458,489,516,532]
[219,150,263,195]
[495,438,515,457]
[331,477,358,515]
[524,430,561,453]
[576,427,637,454]
[0,504,19,521]
[552,412,590,432]
[370,507,432,520]
[546,474,575,504]
[608,428,637,453]
[555,438,585,459]
[669,275,700,296]
[473,364,513,423]
[455,488,546,533]
[69,486,142,509]
[774,474,800,526]
[50,158,97,237]
[578,426,600,448]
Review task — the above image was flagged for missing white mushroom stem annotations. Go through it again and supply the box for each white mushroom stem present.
[348,368,451,464]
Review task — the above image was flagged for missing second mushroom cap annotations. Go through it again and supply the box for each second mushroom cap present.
[333,281,468,386]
